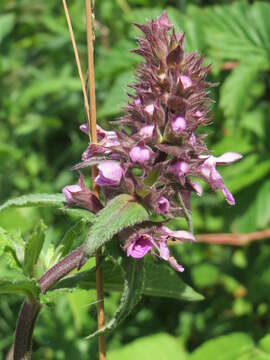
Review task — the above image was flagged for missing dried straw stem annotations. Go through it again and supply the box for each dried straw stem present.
[85,1,106,359]
[62,0,90,127]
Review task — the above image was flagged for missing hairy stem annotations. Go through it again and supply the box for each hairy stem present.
[85,1,106,359]
[12,246,87,360]
[13,300,41,360]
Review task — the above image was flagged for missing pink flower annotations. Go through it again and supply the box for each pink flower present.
[95,161,123,187]
[169,257,184,272]
[189,133,196,146]
[180,75,192,89]
[126,234,153,258]
[190,181,203,196]
[171,160,189,178]
[145,103,154,115]
[171,116,186,134]
[139,125,155,138]
[129,143,153,165]
[62,174,102,213]
[125,225,193,272]
[80,123,89,134]
[134,98,141,106]
[155,197,170,214]
[160,225,195,242]
[200,152,242,205]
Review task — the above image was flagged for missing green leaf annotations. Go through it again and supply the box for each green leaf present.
[220,61,263,121]
[0,14,15,44]
[189,333,254,360]
[23,221,47,277]
[191,263,220,288]
[59,207,95,223]
[95,40,140,80]
[83,194,149,257]
[86,257,144,339]
[97,71,134,119]
[259,335,270,354]
[60,220,88,257]
[54,256,203,302]
[144,168,160,187]
[203,2,270,65]
[0,266,39,298]
[0,227,24,270]
[235,179,270,231]
[108,333,187,360]
[0,193,65,213]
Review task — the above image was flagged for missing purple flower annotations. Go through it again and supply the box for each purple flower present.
[171,160,189,178]
[168,257,184,272]
[95,161,123,187]
[80,124,119,161]
[144,103,154,115]
[129,143,153,165]
[190,181,203,196]
[62,174,102,213]
[188,133,196,146]
[126,234,153,258]
[171,116,186,135]
[180,75,192,89]
[139,125,155,139]
[97,126,119,147]
[159,225,195,242]
[73,13,244,275]
[80,123,89,134]
[155,197,170,214]
[125,225,193,271]
[200,152,242,205]
[134,97,141,106]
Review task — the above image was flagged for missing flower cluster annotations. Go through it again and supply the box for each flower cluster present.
[63,12,242,272]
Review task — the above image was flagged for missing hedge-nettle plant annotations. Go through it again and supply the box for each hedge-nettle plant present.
[0,10,242,360]
[64,12,242,272]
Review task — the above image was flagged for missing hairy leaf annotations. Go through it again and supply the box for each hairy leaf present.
[0,266,39,298]
[0,193,65,213]
[83,194,149,257]
[0,227,24,270]
[86,257,144,339]
[23,221,47,277]
[53,257,203,301]
[60,220,88,257]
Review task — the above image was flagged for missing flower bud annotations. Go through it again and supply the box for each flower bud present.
[62,175,102,213]
[171,116,186,135]
[179,75,192,89]
[139,125,155,139]
[96,161,123,187]
[129,144,153,165]
[171,160,189,178]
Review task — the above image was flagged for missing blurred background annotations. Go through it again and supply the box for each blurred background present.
[1,0,270,359]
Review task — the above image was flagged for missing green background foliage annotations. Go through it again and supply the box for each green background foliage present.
[1,0,270,358]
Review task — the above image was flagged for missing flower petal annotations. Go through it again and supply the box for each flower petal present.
[215,152,243,165]
[127,234,153,259]
[169,256,184,272]
[160,226,195,242]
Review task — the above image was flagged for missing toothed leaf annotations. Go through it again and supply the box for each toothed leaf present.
[83,194,149,257]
